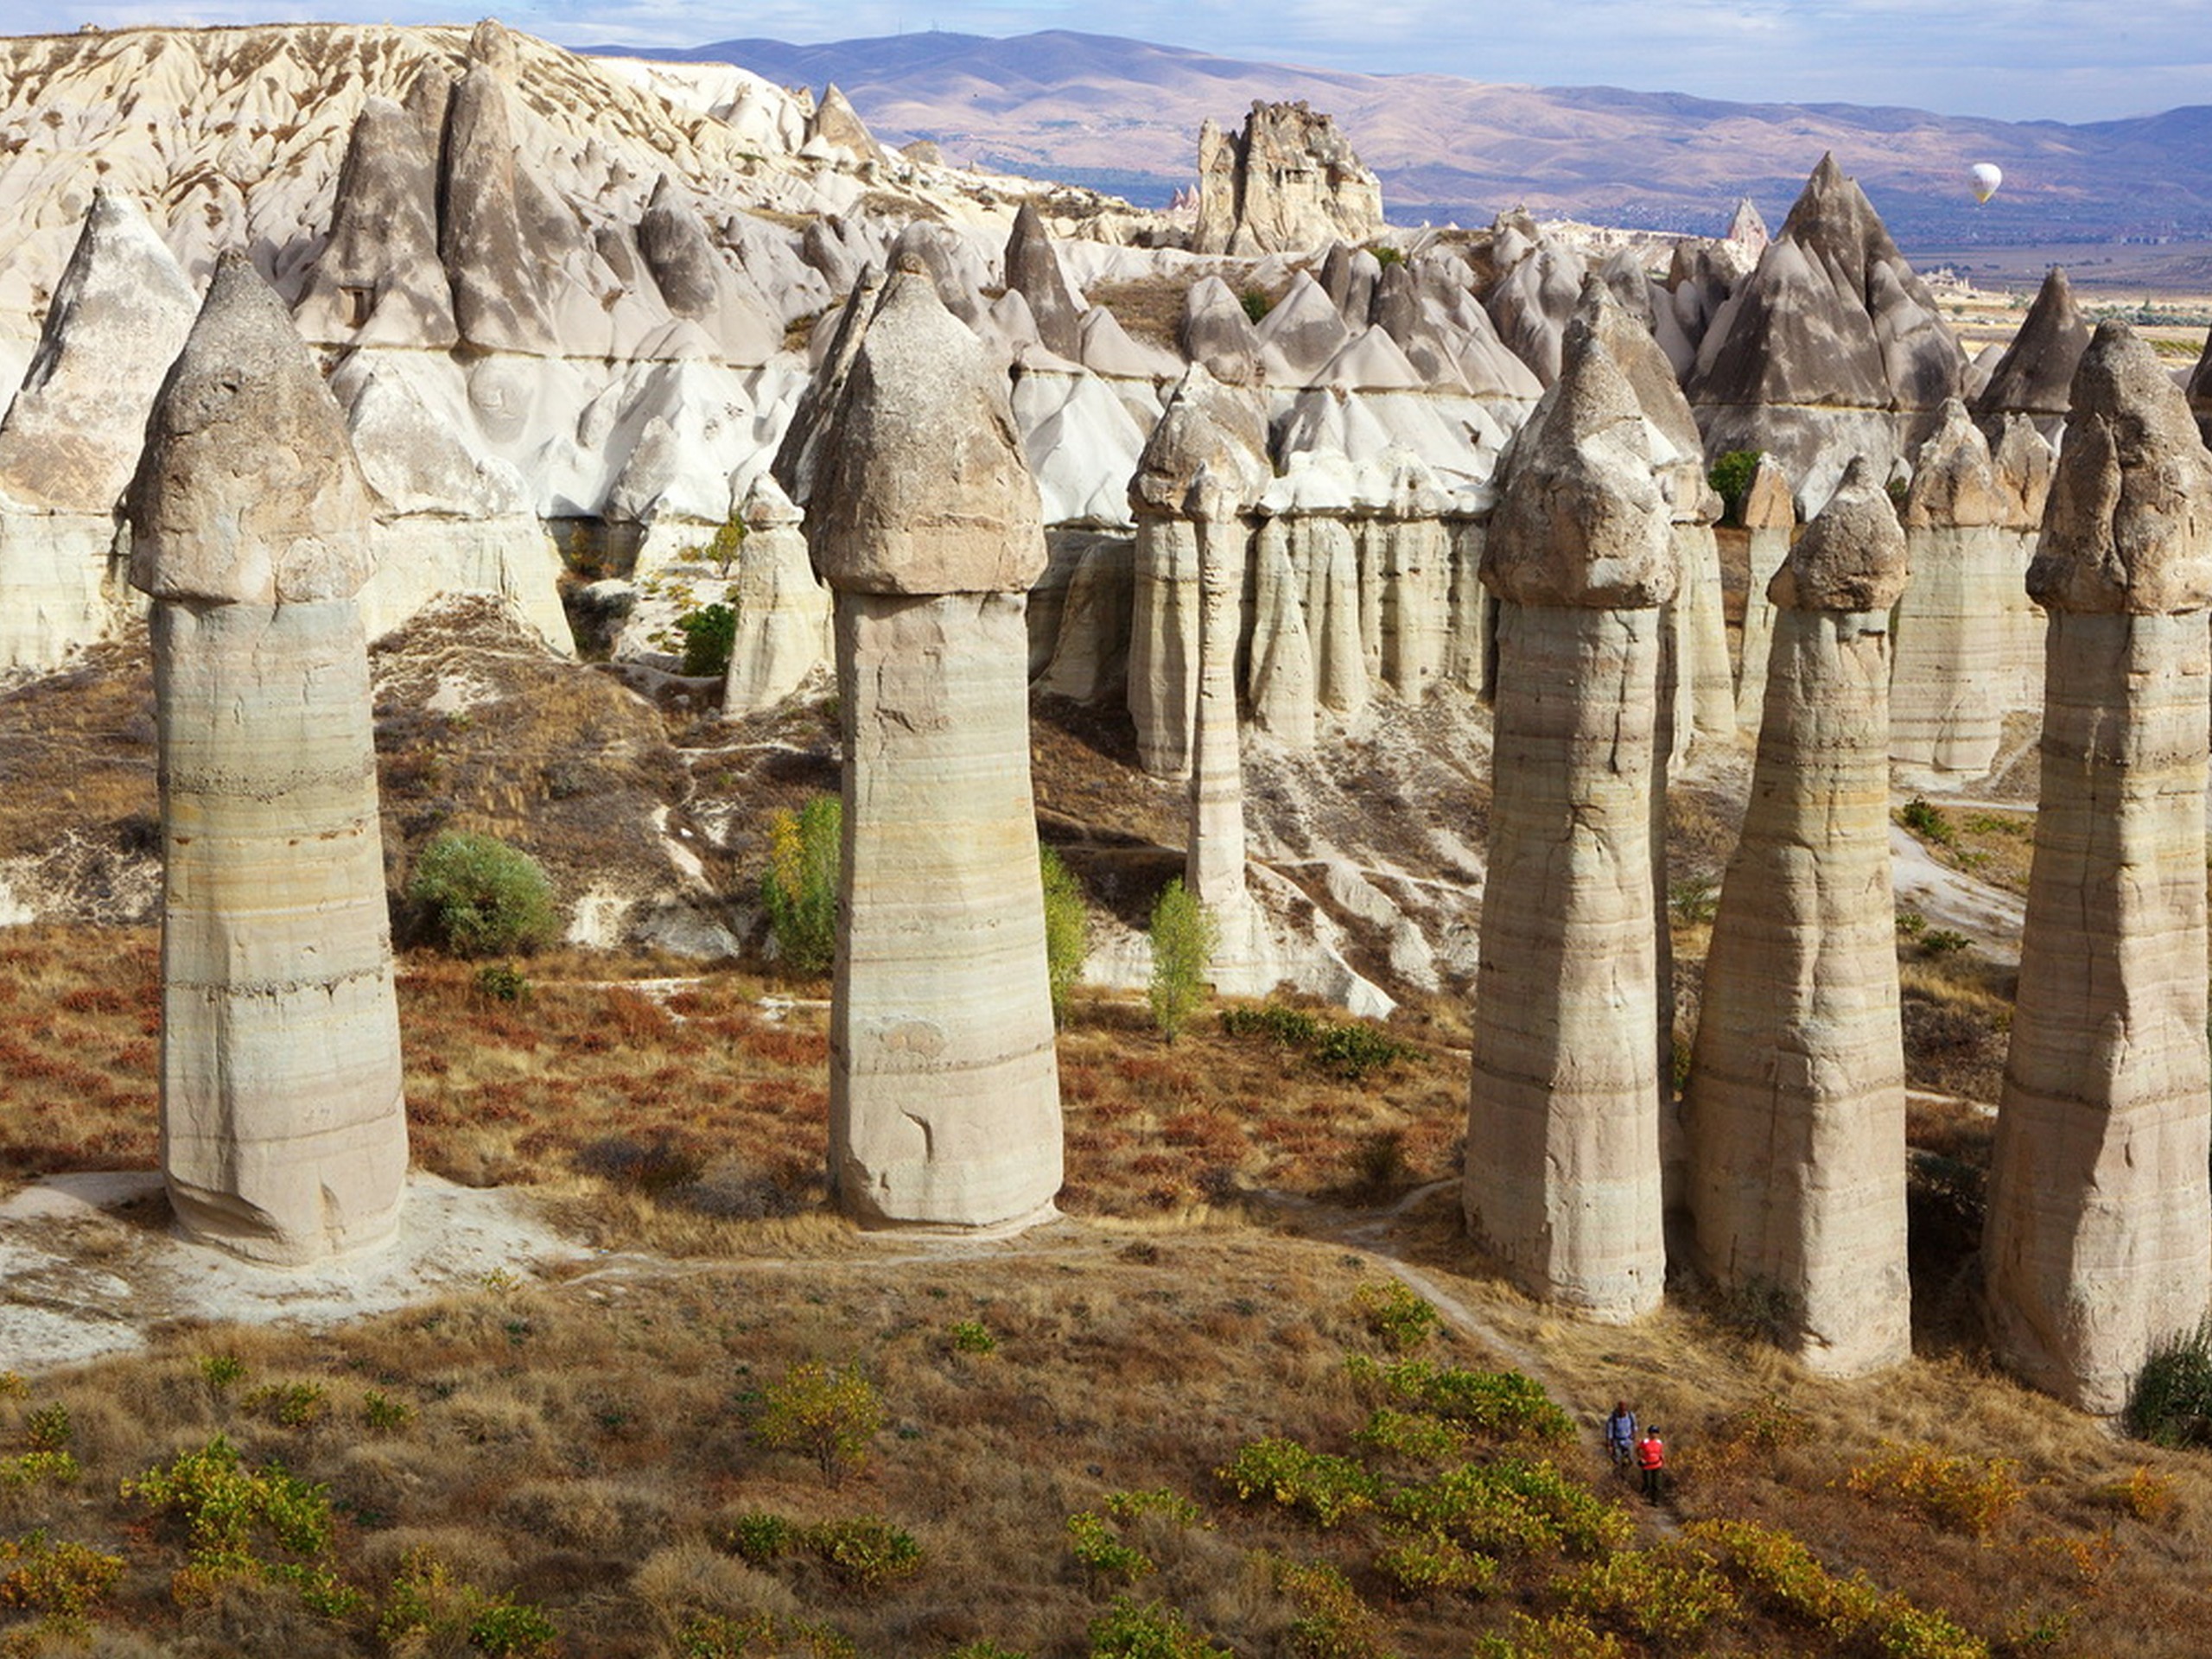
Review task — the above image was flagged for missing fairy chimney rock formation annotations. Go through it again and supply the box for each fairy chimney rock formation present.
[1686,455,1911,1376]
[808,257,1063,1230]
[1891,397,2015,778]
[293,95,456,348]
[1192,100,1385,257]
[1128,365,1270,780]
[1690,154,1966,508]
[722,473,830,715]
[125,251,405,1266]
[1985,323,2212,1413]
[1466,316,1675,1322]
[438,32,554,354]
[1004,201,1084,362]
[1974,266,2090,438]
[0,186,199,512]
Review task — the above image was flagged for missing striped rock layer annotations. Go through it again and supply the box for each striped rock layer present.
[1985,324,2212,1411]
[1685,459,1910,1376]
[1465,318,1675,1321]
[810,262,1061,1230]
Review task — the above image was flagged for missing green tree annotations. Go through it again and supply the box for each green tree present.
[752,1361,886,1486]
[1039,846,1090,1027]
[761,796,842,977]
[675,602,737,678]
[1707,448,1764,525]
[406,831,558,958]
[1147,878,1216,1043]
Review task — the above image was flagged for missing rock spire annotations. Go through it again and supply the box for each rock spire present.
[808,257,1063,1230]
[1685,456,1911,1376]
[1192,101,1385,257]
[1984,323,2212,1412]
[1465,314,1675,1321]
[125,252,406,1265]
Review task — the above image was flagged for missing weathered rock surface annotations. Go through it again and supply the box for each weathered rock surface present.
[125,253,405,1265]
[1192,100,1385,257]
[809,262,1061,1230]
[1891,398,2014,779]
[1466,316,1675,1321]
[1690,154,1966,510]
[1686,456,1910,1376]
[1985,323,2212,1413]
[1974,266,2089,440]
[292,94,457,349]
[1734,454,1797,734]
[1127,365,1269,779]
[1003,201,1084,362]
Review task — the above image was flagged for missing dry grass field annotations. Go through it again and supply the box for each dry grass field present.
[3,916,2211,1658]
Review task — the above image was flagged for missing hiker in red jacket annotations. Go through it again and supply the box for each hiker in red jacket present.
[1637,1425,1666,1500]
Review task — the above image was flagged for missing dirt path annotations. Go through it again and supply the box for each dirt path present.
[1889,824,2025,964]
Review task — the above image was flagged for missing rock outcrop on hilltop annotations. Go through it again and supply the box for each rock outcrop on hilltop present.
[1465,315,1675,1324]
[1686,457,1910,1377]
[127,253,405,1266]
[808,258,1061,1231]
[1984,325,2212,1414]
[1974,266,2089,440]
[1192,100,1385,257]
[1689,153,1966,510]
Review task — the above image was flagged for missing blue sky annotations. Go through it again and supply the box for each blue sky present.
[17,0,2209,124]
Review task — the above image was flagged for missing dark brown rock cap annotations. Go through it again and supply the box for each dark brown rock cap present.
[2028,321,2212,615]
[1481,314,1675,609]
[807,260,1045,596]
[1770,455,1908,613]
[128,251,377,607]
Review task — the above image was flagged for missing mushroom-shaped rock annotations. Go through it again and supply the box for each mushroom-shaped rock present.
[1687,456,1911,1376]
[723,472,830,715]
[1985,322,2212,1412]
[1466,321,1675,1321]
[805,262,1061,1230]
[1127,365,1269,779]
[124,252,404,1266]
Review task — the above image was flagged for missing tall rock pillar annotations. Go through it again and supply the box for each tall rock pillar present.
[809,260,1062,1230]
[1732,454,1796,735]
[1684,457,1911,1376]
[125,253,405,1266]
[1984,324,2212,1412]
[1465,317,1677,1321]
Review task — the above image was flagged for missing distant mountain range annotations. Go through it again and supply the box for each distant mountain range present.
[587,29,2212,254]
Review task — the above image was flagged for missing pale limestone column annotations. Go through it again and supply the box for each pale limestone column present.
[1985,324,2212,1413]
[722,474,830,715]
[1990,414,2056,709]
[1128,366,1270,781]
[1248,516,1318,748]
[1465,317,1677,1322]
[1891,398,2012,779]
[125,252,404,1266]
[808,259,1061,1230]
[1684,457,1910,1376]
[1733,454,1796,735]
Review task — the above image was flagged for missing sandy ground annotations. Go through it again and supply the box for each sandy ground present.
[0,1172,589,1376]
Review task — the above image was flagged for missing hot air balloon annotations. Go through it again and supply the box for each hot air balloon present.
[1970,162,2003,204]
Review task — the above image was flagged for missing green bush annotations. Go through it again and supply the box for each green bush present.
[1374,1529,1498,1596]
[1147,879,1216,1043]
[1312,1021,1410,1080]
[1040,846,1090,1026]
[1274,1558,1392,1659]
[1557,1548,1740,1646]
[1216,1438,1381,1528]
[1354,1407,1465,1463]
[1899,797,1954,846]
[1708,448,1764,524]
[469,1594,559,1657]
[0,1529,125,1628]
[2129,1317,2212,1447]
[678,1611,856,1658]
[950,1319,997,1356]
[751,1361,886,1485]
[1388,1459,1630,1558]
[1068,1510,1154,1582]
[1088,1594,1234,1658]
[1353,1280,1439,1351]
[1345,1355,1575,1445]
[1238,287,1272,323]
[725,1511,797,1563]
[1220,1004,1321,1045]
[1471,1611,1626,1659]
[474,963,531,1002]
[762,795,842,977]
[406,830,558,957]
[804,1516,922,1589]
[124,1434,357,1612]
[677,601,738,677]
